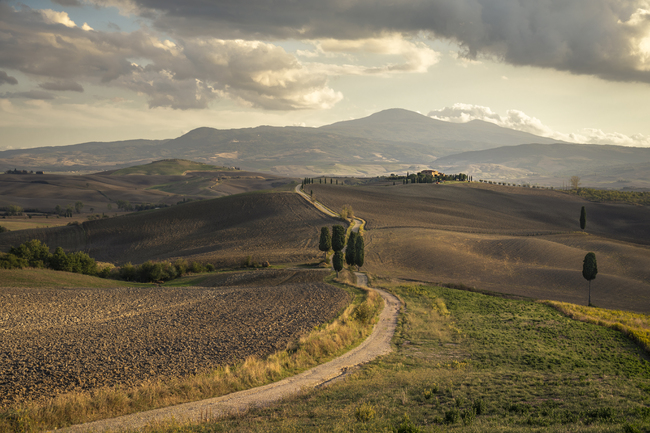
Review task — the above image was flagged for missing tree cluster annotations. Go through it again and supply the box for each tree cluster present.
[117,259,214,283]
[3,205,24,216]
[320,225,364,275]
[0,239,215,283]
[0,239,106,276]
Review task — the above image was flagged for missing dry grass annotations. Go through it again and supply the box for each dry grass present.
[0,279,383,432]
[543,300,650,353]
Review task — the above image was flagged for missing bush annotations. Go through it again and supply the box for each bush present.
[354,403,376,422]
[0,253,28,269]
[0,225,8,233]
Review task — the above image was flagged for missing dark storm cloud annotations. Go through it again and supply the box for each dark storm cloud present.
[0,71,18,85]
[124,0,650,84]
[39,80,84,92]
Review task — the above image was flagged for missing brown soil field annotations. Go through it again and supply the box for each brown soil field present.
[310,182,650,244]
[310,183,650,312]
[0,270,349,405]
[0,192,339,266]
[0,170,294,214]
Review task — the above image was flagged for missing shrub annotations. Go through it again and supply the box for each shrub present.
[354,403,376,422]
[396,414,420,433]
[444,408,460,424]
[0,225,8,233]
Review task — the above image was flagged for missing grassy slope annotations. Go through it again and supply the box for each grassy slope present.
[166,283,650,432]
[110,160,228,176]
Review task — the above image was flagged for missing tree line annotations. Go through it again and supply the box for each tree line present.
[0,239,214,283]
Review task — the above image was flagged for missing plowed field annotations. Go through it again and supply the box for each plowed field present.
[0,270,349,405]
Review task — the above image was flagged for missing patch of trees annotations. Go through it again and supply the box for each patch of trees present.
[3,205,23,216]
[0,239,215,283]
[117,259,215,283]
[0,225,9,233]
[320,224,365,275]
[0,239,107,276]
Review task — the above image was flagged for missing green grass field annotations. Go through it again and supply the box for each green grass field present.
[153,283,650,432]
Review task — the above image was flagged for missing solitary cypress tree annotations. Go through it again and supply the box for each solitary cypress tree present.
[332,225,346,252]
[355,235,365,270]
[580,206,586,230]
[345,232,358,266]
[333,251,344,276]
[582,252,598,306]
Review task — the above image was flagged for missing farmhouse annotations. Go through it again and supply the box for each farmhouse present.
[420,169,442,176]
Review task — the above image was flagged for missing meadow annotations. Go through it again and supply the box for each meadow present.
[152,282,650,432]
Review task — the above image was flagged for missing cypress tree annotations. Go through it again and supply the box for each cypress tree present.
[355,235,365,270]
[582,252,598,306]
[580,206,586,230]
[333,251,344,276]
[345,231,358,266]
[332,225,346,252]
[319,226,331,257]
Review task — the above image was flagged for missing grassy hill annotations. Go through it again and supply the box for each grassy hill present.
[0,192,339,267]
[310,182,650,313]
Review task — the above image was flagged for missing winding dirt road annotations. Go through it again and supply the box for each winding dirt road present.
[60,186,400,433]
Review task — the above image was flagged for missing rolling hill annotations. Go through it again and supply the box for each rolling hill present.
[310,182,650,313]
[0,192,337,267]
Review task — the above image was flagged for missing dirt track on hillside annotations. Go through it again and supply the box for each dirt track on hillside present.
[0,272,349,405]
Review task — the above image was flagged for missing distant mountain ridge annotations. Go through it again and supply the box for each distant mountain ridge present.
[1,108,648,188]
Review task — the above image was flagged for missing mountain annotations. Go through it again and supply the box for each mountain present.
[1,108,648,187]
[320,108,563,152]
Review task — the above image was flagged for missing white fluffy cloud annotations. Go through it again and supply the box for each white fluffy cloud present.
[0,5,341,110]
[428,103,650,147]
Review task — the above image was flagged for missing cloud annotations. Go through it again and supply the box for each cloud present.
[117,0,650,85]
[0,71,18,85]
[2,90,56,100]
[428,103,650,147]
[39,80,84,92]
[301,35,440,75]
[0,4,341,110]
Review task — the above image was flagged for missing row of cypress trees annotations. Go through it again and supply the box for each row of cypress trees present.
[319,225,364,275]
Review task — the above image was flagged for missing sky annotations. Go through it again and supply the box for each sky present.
[1,0,650,150]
